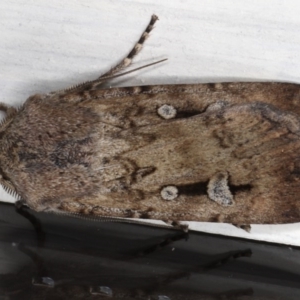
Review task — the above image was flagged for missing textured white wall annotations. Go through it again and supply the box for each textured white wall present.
[1,0,300,245]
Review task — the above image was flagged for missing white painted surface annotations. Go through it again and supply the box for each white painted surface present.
[1,0,300,245]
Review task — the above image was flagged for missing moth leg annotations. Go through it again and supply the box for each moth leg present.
[15,243,53,287]
[232,224,252,233]
[98,14,158,79]
[15,201,46,245]
[136,231,188,257]
[202,249,252,271]
[164,220,189,232]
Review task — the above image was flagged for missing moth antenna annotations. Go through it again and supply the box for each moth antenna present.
[58,14,161,94]
[50,210,179,230]
[95,59,167,81]
[64,58,167,92]
[99,14,159,78]
[0,179,20,199]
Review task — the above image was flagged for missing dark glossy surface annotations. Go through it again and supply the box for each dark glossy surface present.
[1,202,300,299]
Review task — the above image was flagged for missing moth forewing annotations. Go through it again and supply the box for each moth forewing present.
[1,15,300,231]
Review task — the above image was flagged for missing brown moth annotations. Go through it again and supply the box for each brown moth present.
[2,15,300,230]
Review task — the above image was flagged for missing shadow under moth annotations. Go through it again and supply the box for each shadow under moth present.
[2,15,300,231]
